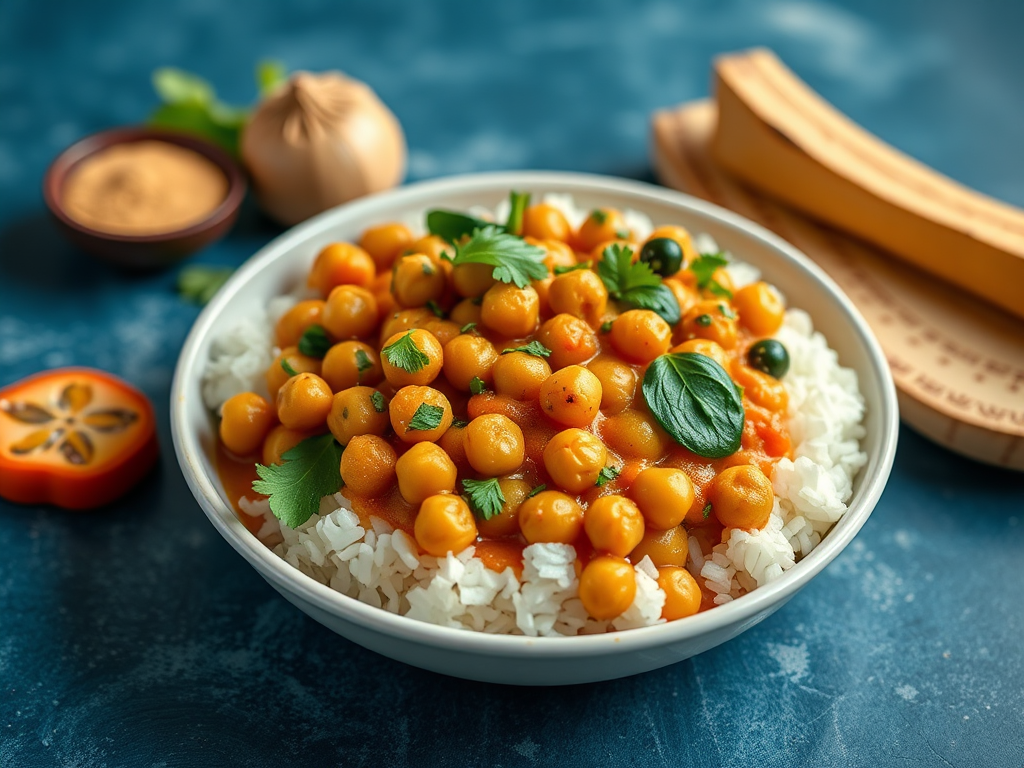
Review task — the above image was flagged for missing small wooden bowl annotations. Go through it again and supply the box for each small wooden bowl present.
[43,127,247,269]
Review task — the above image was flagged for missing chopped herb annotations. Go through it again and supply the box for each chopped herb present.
[354,349,374,374]
[505,191,531,235]
[280,358,299,377]
[297,324,332,358]
[527,483,546,498]
[422,262,435,276]
[370,390,386,413]
[450,226,548,288]
[177,265,234,305]
[460,322,478,334]
[553,261,591,275]
[452,417,470,429]
[256,60,287,96]
[382,330,430,373]
[615,228,631,240]
[707,280,733,299]
[690,252,733,298]
[469,376,487,395]
[696,314,713,327]
[719,304,736,319]
[589,209,608,225]
[462,477,506,521]
[501,340,552,358]
[426,210,495,243]
[426,299,445,318]
[600,320,613,333]
[596,465,621,487]
[597,244,681,324]
[703,502,713,519]
[252,434,343,529]
[407,402,444,431]
[471,296,484,306]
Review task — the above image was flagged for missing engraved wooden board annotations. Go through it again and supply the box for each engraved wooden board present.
[651,100,1024,471]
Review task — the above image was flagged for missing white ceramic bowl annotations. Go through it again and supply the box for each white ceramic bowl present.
[171,172,898,686]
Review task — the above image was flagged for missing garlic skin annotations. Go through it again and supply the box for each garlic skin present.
[242,71,406,226]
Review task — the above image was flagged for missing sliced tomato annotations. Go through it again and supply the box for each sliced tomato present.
[0,368,158,510]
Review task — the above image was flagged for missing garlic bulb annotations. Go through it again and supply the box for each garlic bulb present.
[241,71,406,226]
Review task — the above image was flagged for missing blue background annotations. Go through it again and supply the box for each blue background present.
[2,1,1023,765]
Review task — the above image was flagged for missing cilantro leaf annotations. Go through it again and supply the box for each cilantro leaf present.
[469,376,487,395]
[597,244,681,324]
[148,67,253,157]
[280,358,299,377]
[596,465,621,487]
[426,299,445,318]
[426,210,495,243]
[501,340,552,358]
[462,477,506,520]
[451,226,548,288]
[382,330,429,373]
[703,502,713,519]
[527,484,546,498]
[452,417,470,428]
[252,434,343,529]
[354,349,374,374]
[298,325,332,358]
[553,261,591,276]
[589,209,608,225]
[177,265,234,305]
[690,253,730,290]
[460,322,477,334]
[600,320,613,333]
[505,191,531,235]
[408,403,444,431]
[370,390,387,413]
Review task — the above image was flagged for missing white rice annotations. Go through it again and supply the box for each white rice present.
[205,197,867,635]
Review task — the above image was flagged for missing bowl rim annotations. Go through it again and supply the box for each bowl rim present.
[43,125,247,243]
[171,170,898,658]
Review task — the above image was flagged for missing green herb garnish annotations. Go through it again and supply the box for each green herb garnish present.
[298,325,332,358]
[696,314,712,327]
[426,210,496,243]
[452,417,470,429]
[589,209,608,225]
[370,390,387,413]
[527,484,546,498]
[408,403,445,431]
[641,352,744,458]
[355,349,374,375]
[469,377,487,395]
[596,466,621,487]
[382,330,429,373]
[460,322,478,334]
[426,299,445,318]
[177,265,234,305]
[501,340,551,358]
[690,252,732,299]
[462,477,506,520]
[451,226,548,288]
[703,502,713,520]
[597,244,681,324]
[505,191,531,235]
[600,320,613,333]
[280,358,299,377]
[252,434,343,529]
[553,261,591,275]
[719,304,736,320]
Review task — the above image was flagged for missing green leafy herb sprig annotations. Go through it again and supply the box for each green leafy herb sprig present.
[177,265,234,305]
[690,252,732,299]
[252,434,343,528]
[462,477,506,520]
[598,244,681,324]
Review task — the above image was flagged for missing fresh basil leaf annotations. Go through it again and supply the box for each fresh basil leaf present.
[641,352,744,458]
[596,466,621,487]
[621,284,681,325]
[298,325,332,358]
[426,210,496,243]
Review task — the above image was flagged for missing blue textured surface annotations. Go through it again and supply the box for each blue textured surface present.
[2,1,1023,765]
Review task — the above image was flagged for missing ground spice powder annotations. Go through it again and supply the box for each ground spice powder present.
[62,140,228,235]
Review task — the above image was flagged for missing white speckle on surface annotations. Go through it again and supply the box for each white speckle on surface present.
[513,737,540,761]
[767,641,809,683]
[896,684,919,701]
[893,529,913,551]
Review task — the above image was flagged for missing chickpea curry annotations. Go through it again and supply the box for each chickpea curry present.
[217,192,795,624]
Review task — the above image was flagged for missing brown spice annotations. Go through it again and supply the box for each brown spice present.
[62,140,228,235]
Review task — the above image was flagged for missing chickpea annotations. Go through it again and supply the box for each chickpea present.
[476,477,532,538]
[437,422,469,469]
[536,314,599,370]
[276,372,333,431]
[539,365,603,428]
[321,341,383,392]
[452,263,497,298]
[308,242,375,295]
[379,307,434,344]
[414,494,478,557]
[680,300,739,350]
[522,203,572,242]
[463,413,525,475]
[266,347,321,402]
[391,253,446,308]
[575,208,629,253]
[601,409,669,461]
[424,319,461,347]
[584,495,645,557]
[658,566,702,621]
[443,334,498,391]
[406,235,454,265]
[449,298,482,329]
[733,281,785,337]
[707,465,774,530]
[629,525,688,568]
[518,490,584,544]
[396,442,458,505]
[587,357,636,414]
[389,385,453,443]
[631,467,695,530]
[646,225,697,269]
[547,270,608,328]
[662,278,700,318]
[540,239,577,271]
[492,351,552,400]
[322,285,379,340]
[543,428,607,493]
[702,267,735,299]
[340,434,397,497]
[274,300,326,349]
[670,338,731,371]
[579,555,636,620]
[370,271,396,323]
[327,386,390,446]
[610,310,672,364]
[733,365,789,413]
[381,329,443,388]
[219,392,275,456]
[261,424,314,466]
[358,222,414,270]
[480,283,540,337]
